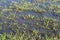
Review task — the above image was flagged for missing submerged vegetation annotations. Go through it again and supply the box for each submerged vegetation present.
[0,0,60,40]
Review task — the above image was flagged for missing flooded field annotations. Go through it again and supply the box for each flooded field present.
[0,0,60,40]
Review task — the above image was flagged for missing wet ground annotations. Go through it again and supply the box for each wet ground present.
[0,0,60,39]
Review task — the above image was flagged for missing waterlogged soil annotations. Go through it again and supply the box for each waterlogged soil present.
[0,0,60,37]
